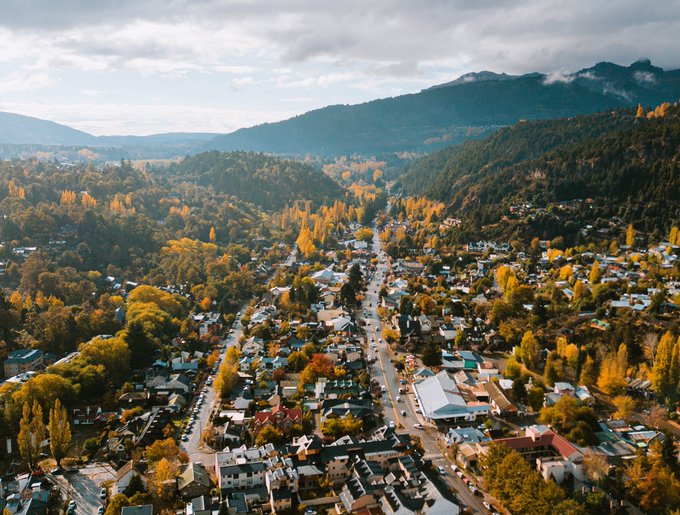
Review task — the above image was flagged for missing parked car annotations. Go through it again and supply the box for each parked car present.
[99,487,107,499]
[438,466,446,475]
[414,423,423,429]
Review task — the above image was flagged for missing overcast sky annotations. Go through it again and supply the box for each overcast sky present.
[1,0,679,135]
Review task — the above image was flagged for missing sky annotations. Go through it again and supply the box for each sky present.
[0,0,679,136]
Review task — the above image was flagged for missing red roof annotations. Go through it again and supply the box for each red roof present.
[495,430,581,461]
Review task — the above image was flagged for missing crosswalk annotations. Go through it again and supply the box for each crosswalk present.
[423,452,443,460]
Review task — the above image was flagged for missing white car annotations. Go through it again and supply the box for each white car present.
[389,421,396,428]
[483,501,491,510]
[438,466,446,475]
[413,423,424,429]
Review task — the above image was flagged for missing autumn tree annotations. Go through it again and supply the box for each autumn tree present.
[48,398,71,467]
[626,224,636,247]
[597,344,628,395]
[209,226,216,242]
[518,330,539,370]
[651,331,680,404]
[255,426,284,446]
[612,395,636,421]
[589,260,601,284]
[579,355,598,386]
[145,437,179,463]
[18,401,46,470]
[636,103,645,117]
[421,339,442,367]
[152,458,178,501]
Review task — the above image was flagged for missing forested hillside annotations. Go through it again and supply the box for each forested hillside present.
[205,60,680,156]
[163,151,343,210]
[399,103,680,235]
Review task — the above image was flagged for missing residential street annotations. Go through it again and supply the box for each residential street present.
[363,223,490,514]
[181,248,297,469]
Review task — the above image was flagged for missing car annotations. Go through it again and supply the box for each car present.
[202,386,208,392]
[181,434,188,441]
[396,396,401,402]
[438,466,446,475]
[469,485,477,493]
[415,408,422,414]
[450,464,457,471]
[456,471,464,478]
[483,501,491,510]
[399,379,406,385]
[50,466,63,475]
[381,385,386,392]
[414,423,423,429]
[99,487,107,499]
[68,501,76,508]
[98,507,105,514]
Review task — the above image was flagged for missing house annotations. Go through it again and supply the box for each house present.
[252,403,302,435]
[112,461,141,495]
[4,349,44,377]
[489,425,584,481]
[412,370,490,423]
[72,406,105,425]
[177,463,211,499]
[483,381,517,417]
[121,505,154,515]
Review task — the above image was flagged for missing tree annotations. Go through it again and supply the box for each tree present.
[597,344,628,395]
[48,398,71,467]
[355,227,373,242]
[588,260,601,285]
[215,360,239,399]
[612,395,636,421]
[527,386,545,412]
[421,339,442,367]
[636,103,645,118]
[651,331,680,404]
[579,355,598,386]
[255,426,284,446]
[518,330,539,370]
[18,401,46,470]
[153,458,177,501]
[145,437,179,463]
[209,227,216,242]
[339,282,357,307]
[287,351,309,372]
[105,494,131,515]
[626,224,636,248]
[583,453,610,483]
[124,319,157,368]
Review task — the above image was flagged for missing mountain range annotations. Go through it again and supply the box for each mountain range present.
[1,60,679,159]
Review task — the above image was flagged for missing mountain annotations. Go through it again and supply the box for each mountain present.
[0,111,98,146]
[161,150,343,210]
[0,111,218,159]
[204,60,680,156]
[398,103,680,235]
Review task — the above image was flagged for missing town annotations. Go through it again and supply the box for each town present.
[1,173,679,515]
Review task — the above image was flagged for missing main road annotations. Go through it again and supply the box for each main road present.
[363,223,489,514]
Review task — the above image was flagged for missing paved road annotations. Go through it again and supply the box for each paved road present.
[363,224,489,514]
[180,315,244,470]
[48,463,115,514]
[181,248,297,470]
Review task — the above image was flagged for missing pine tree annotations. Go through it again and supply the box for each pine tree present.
[209,227,216,242]
[48,398,71,467]
[652,332,680,403]
[636,104,645,118]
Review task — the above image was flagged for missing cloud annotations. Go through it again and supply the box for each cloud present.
[542,71,575,85]
[634,70,657,84]
[0,1,679,134]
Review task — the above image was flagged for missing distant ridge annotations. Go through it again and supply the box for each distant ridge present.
[203,60,680,156]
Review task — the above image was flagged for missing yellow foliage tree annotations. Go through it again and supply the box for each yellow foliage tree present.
[626,224,635,247]
[597,344,628,395]
[636,104,645,118]
[209,227,216,242]
[60,190,77,205]
[81,192,97,207]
